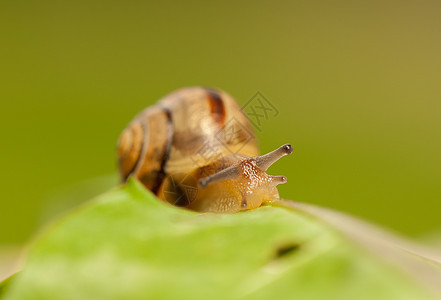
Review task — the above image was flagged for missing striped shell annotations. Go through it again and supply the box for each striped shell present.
[117,87,259,199]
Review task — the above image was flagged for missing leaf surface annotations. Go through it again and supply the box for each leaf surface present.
[2,179,440,300]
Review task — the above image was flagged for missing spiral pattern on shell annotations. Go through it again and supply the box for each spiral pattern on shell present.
[117,87,259,195]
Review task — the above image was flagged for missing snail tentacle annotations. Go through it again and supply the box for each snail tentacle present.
[254,144,293,171]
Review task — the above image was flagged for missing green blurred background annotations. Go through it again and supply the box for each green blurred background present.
[1,0,441,247]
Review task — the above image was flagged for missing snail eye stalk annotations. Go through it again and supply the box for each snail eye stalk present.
[254,144,293,171]
[198,144,293,188]
[198,165,240,188]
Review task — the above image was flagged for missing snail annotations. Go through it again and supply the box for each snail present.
[117,87,293,213]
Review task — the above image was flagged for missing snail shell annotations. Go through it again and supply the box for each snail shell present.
[117,87,292,213]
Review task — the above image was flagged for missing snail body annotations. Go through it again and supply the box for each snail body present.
[117,87,292,213]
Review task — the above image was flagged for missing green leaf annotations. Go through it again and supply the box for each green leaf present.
[2,179,440,300]
[0,275,15,298]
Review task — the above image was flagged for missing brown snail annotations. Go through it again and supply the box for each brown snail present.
[117,87,293,213]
